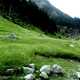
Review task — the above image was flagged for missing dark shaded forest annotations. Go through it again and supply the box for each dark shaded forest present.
[0,0,80,35]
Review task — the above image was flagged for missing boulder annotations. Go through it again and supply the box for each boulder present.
[22,67,35,75]
[24,73,35,80]
[76,72,80,78]
[72,72,80,80]
[40,65,51,74]
[5,68,15,75]
[39,72,49,80]
[26,63,35,69]
[4,67,22,76]
[7,33,17,40]
[51,64,64,76]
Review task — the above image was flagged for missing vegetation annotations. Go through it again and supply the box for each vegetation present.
[0,0,80,80]
[0,1,80,80]
[0,16,80,80]
[1,0,80,35]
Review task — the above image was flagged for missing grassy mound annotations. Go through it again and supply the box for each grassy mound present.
[0,16,80,80]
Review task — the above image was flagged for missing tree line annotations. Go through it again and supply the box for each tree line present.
[0,0,80,36]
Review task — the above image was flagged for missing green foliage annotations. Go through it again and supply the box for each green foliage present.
[0,16,80,80]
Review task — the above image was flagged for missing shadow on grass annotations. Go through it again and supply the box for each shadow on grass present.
[35,52,80,62]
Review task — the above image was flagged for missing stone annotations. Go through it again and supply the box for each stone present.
[72,72,80,80]
[23,67,35,75]
[40,65,51,74]
[28,63,35,69]
[51,64,64,76]
[5,68,15,75]
[39,72,49,80]
[0,76,11,80]
[7,33,17,40]
[24,74,35,80]
[76,72,80,78]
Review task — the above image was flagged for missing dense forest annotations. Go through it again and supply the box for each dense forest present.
[0,0,80,35]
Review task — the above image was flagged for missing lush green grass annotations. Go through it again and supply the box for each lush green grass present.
[0,16,80,80]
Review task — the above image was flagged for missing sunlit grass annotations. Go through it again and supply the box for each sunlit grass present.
[0,16,80,80]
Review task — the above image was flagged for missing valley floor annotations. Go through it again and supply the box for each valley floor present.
[0,16,80,80]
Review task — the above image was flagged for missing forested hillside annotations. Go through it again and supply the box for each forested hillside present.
[0,0,80,80]
[0,0,80,35]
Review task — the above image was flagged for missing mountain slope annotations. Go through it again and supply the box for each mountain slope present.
[1,0,77,33]
[0,16,80,80]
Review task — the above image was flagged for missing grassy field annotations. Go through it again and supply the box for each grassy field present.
[0,16,80,80]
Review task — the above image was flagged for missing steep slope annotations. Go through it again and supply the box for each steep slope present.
[0,16,80,79]
[0,0,80,80]
[1,0,77,34]
[29,0,73,24]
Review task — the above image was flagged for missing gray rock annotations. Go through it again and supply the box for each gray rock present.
[5,68,15,75]
[28,63,35,69]
[51,64,64,76]
[39,72,49,80]
[40,65,51,74]
[7,33,17,40]
[23,67,35,75]
[72,72,80,80]
[24,74,35,80]
[23,63,35,75]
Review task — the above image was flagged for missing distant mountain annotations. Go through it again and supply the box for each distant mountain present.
[25,0,78,33]
[29,0,73,25]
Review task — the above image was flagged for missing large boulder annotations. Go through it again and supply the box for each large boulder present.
[22,63,35,75]
[71,71,80,80]
[40,65,51,75]
[7,33,17,40]
[22,67,35,75]
[51,64,64,76]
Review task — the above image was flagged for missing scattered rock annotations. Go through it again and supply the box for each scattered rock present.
[40,65,51,74]
[72,72,80,80]
[25,63,35,69]
[7,33,17,40]
[0,63,65,79]
[39,72,49,80]
[51,64,64,76]
[4,67,22,76]
[24,73,35,80]
[23,63,35,75]
[23,67,35,75]
[5,68,15,75]
[76,72,80,78]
